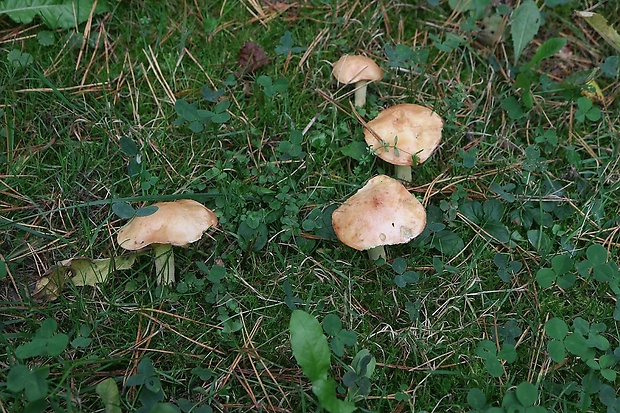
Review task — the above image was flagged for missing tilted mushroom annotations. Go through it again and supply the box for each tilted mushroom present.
[332,55,384,107]
[364,104,443,182]
[116,199,218,285]
[331,175,426,261]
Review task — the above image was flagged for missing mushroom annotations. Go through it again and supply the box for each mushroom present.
[331,175,426,262]
[363,104,443,182]
[332,55,384,107]
[116,199,218,285]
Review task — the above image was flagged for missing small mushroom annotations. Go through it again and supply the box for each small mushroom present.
[116,199,218,285]
[364,104,443,182]
[332,55,384,107]
[331,175,426,261]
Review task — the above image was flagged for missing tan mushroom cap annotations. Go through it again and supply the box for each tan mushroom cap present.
[117,199,218,251]
[364,104,443,166]
[332,55,384,84]
[332,175,426,251]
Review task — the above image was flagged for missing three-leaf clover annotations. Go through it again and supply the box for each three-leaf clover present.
[275,31,307,55]
[475,340,517,377]
[574,97,601,123]
[322,314,357,357]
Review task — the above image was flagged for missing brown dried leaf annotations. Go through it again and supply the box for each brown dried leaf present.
[237,41,270,77]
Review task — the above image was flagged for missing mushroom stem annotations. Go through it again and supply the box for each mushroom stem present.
[367,245,386,262]
[153,244,175,285]
[394,165,413,182]
[353,80,369,107]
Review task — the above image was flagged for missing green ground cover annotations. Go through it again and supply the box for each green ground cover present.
[1,0,620,412]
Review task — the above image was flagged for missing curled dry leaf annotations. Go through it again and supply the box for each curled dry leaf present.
[34,254,140,301]
[236,41,270,76]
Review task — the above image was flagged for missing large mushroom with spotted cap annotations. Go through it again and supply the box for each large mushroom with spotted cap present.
[364,103,443,182]
[331,175,426,262]
[332,54,384,107]
[116,199,218,285]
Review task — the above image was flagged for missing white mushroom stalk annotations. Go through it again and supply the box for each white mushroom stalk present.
[332,55,383,108]
[152,243,175,285]
[353,80,370,108]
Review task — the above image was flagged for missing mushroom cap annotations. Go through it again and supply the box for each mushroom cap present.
[332,55,384,84]
[117,199,218,251]
[331,175,426,251]
[364,104,443,165]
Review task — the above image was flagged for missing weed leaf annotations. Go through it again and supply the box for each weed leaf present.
[312,378,356,413]
[290,310,331,382]
[510,0,541,64]
[0,0,110,30]
[96,378,122,413]
[576,11,620,53]
[524,37,567,70]
[119,137,139,156]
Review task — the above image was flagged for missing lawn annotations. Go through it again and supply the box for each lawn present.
[1,0,620,412]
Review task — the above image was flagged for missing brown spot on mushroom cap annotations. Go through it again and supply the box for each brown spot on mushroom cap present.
[117,199,218,251]
[364,104,443,165]
[332,175,426,251]
[332,55,384,84]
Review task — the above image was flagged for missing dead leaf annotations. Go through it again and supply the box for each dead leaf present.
[236,41,270,77]
[34,254,140,301]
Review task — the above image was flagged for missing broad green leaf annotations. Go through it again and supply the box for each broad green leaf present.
[352,349,376,378]
[576,11,620,53]
[119,136,138,156]
[431,230,464,257]
[311,378,356,413]
[339,141,368,161]
[510,0,541,64]
[0,0,110,30]
[482,199,504,222]
[290,310,331,382]
[527,229,552,256]
[524,37,567,70]
[483,221,510,243]
[96,378,122,413]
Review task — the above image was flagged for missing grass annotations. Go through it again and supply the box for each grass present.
[1,0,620,412]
